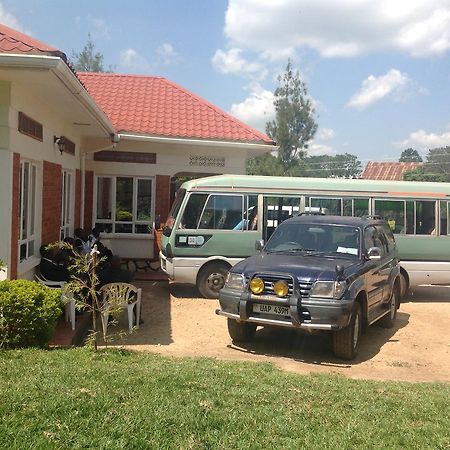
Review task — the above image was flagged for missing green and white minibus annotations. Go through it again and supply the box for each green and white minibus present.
[160,174,450,298]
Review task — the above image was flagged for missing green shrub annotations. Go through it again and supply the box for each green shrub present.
[0,280,63,349]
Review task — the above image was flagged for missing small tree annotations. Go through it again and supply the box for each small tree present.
[399,148,423,162]
[71,34,108,72]
[266,60,317,175]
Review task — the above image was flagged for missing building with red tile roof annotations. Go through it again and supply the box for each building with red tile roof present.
[361,161,423,181]
[78,72,274,145]
[0,22,275,281]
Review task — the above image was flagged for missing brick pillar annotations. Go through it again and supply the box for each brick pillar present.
[10,153,20,279]
[41,161,62,244]
[84,170,94,232]
[74,169,81,229]
[155,175,171,223]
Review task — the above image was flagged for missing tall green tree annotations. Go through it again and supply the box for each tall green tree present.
[403,146,450,182]
[71,34,107,72]
[265,60,317,175]
[303,153,362,178]
[399,148,423,162]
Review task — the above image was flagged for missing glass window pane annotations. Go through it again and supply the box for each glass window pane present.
[374,200,405,234]
[95,222,113,233]
[30,165,36,235]
[439,201,447,236]
[97,177,113,220]
[115,177,133,222]
[310,198,342,215]
[21,162,29,240]
[28,240,35,258]
[137,179,152,221]
[245,195,258,231]
[199,195,243,230]
[406,201,414,234]
[20,243,27,262]
[135,224,152,234]
[354,199,369,217]
[415,201,436,235]
[181,194,208,229]
[343,199,352,216]
[115,223,132,233]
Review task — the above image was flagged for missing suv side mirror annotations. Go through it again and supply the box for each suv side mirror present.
[367,247,381,260]
[255,239,264,252]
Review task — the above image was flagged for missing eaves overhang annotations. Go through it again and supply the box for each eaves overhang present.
[0,53,115,138]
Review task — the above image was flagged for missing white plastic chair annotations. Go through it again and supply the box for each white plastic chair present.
[99,283,142,339]
[35,274,76,331]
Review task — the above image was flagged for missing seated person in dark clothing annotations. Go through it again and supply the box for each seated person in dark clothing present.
[74,228,91,254]
[97,255,134,288]
[39,245,70,282]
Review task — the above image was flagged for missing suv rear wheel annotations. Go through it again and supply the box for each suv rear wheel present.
[332,303,362,360]
[379,286,398,328]
[227,319,257,342]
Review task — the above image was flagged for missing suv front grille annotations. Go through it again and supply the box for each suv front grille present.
[246,274,313,298]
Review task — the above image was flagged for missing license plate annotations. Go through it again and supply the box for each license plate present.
[253,303,290,317]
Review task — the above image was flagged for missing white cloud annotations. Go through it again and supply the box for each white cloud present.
[316,128,335,140]
[229,83,275,131]
[307,143,336,156]
[212,48,266,78]
[395,126,450,150]
[224,0,450,58]
[87,15,111,40]
[347,69,410,110]
[119,48,152,73]
[0,3,24,31]
[157,43,178,64]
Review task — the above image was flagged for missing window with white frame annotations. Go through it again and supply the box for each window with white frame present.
[60,170,73,240]
[95,176,153,234]
[19,160,37,262]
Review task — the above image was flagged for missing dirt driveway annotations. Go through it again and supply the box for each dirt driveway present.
[105,281,450,383]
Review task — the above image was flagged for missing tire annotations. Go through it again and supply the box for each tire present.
[399,271,409,300]
[197,262,230,299]
[379,286,398,329]
[332,303,362,360]
[227,318,257,342]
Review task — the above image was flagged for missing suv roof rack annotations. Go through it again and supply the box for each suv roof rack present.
[298,211,326,216]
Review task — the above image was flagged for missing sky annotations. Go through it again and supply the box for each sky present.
[2,0,450,166]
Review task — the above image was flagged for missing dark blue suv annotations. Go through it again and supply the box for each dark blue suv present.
[216,215,401,359]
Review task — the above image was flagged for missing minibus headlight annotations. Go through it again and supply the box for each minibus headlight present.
[250,277,265,295]
[224,273,245,290]
[310,281,347,299]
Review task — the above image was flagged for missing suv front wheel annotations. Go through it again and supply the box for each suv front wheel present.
[227,319,257,342]
[332,303,362,360]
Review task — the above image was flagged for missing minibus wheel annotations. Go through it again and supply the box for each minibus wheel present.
[197,262,230,299]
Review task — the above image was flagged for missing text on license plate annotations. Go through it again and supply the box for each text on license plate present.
[253,303,290,316]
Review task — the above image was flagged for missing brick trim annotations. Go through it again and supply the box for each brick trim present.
[155,175,171,224]
[41,161,62,244]
[84,170,94,232]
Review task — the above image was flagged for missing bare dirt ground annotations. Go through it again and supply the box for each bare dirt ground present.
[104,281,450,383]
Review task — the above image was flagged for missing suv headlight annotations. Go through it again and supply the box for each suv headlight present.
[224,273,245,290]
[310,280,347,299]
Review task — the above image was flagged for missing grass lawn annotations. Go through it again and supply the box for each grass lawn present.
[0,348,449,450]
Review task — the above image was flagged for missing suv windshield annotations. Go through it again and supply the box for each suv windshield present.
[265,223,361,257]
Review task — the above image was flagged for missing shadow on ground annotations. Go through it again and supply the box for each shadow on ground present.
[229,311,410,367]
[405,285,450,303]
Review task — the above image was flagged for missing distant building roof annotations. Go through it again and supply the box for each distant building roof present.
[78,72,275,145]
[361,161,423,181]
[0,23,66,60]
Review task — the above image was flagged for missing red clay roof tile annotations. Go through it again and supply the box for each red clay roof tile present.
[0,23,62,57]
[361,161,423,180]
[78,72,274,145]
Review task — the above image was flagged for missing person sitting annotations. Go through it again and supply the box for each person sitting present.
[74,228,91,254]
[39,245,70,282]
[97,255,134,288]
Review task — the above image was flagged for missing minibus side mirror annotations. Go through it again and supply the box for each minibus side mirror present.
[255,239,264,252]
